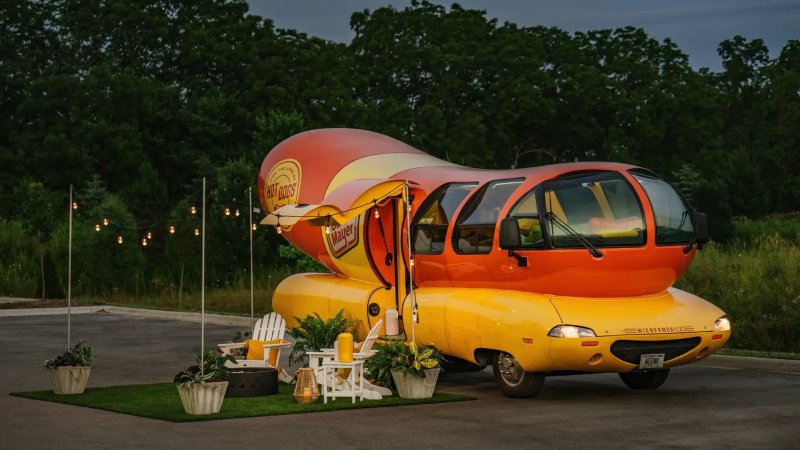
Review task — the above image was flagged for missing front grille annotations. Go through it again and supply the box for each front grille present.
[610,337,701,365]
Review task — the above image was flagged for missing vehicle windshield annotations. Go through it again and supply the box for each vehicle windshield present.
[543,171,646,248]
[629,171,693,245]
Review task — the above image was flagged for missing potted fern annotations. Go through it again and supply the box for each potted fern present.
[288,309,352,366]
[44,341,92,394]
[174,349,235,415]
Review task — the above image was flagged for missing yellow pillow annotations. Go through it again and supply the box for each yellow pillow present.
[246,339,285,366]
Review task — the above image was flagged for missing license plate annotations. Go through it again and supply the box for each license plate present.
[639,353,665,369]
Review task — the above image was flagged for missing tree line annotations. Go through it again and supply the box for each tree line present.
[1,0,798,298]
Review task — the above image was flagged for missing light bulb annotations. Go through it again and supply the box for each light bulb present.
[190,206,196,214]
[409,258,415,267]
[142,238,148,246]
[276,226,282,234]
[235,209,240,217]
[103,218,109,226]
[95,224,100,232]
[72,202,78,210]
[117,236,123,244]
[194,228,200,236]
[169,225,175,234]
[252,224,257,231]
[147,231,152,239]
[224,208,231,216]
[325,226,331,234]
[374,208,380,219]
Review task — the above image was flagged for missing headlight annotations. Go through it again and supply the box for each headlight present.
[548,325,596,338]
[715,316,731,332]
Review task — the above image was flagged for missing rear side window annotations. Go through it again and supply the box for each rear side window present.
[454,178,524,254]
[413,182,478,254]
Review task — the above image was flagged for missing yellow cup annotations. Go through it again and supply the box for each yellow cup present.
[337,333,354,362]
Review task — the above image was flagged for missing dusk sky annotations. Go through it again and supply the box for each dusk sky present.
[246,0,799,70]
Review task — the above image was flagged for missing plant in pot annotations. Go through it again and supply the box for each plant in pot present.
[174,349,235,415]
[44,341,92,394]
[366,341,444,399]
[288,309,352,367]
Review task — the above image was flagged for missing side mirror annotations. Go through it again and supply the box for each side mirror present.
[499,218,521,250]
[693,211,709,249]
[499,218,527,267]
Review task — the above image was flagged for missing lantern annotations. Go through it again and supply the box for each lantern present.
[293,368,320,404]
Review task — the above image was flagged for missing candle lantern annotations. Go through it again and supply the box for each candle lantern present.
[293,368,319,404]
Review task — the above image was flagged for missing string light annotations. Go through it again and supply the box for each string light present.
[252,224,257,231]
[374,207,380,219]
[190,206,196,214]
[325,217,331,235]
[194,228,200,236]
[103,218,109,226]
[117,236,123,244]
[72,202,78,210]
[95,224,100,232]
[147,231,152,239]
[235,209,240,217]
[276,226,282,234]
[409,258,415,267]
[224,207,231,216]
[169,225,175,234]
[142,238,148,247]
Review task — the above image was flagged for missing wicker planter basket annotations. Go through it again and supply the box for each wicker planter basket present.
[177,381,228,415]
[48,366,91,395]
[391,368,439,399]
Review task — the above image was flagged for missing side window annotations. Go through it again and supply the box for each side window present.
[413,182,478,254]
[508,189,544,249]
[454,178,524,254]
[630,171,693,245]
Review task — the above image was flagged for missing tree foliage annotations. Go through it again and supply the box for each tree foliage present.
[1,0,797,298]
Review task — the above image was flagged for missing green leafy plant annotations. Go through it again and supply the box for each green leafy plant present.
[44,341,92,368]
[288,309,352,366]
[365,341,444,390]
[173,349,236,387]
[228,330,251,358]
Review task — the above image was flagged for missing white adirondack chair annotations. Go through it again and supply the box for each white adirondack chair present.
[308,320,390,399]
[218,312,291,381]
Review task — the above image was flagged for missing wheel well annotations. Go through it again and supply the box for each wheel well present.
[474,348,500,366]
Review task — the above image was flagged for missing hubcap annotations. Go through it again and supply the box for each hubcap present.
[497,352,525,386]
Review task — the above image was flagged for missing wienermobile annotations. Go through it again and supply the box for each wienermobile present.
[259,128,731,398]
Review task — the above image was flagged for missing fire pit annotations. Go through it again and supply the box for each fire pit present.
[226,368,278,397]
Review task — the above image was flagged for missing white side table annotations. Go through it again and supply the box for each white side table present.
[321,359,365,404]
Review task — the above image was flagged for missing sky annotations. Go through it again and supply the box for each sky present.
[245,0,800,71]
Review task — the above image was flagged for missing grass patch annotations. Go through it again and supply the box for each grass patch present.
[11,383,475,422]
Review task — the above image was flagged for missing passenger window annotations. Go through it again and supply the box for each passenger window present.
[630,171,693,245]
[413,182,478,254]
[544,172,645,247]
[454,178,524,254]
[508,190,544,249]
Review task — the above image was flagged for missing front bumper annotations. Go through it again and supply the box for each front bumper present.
[544,330,731,373]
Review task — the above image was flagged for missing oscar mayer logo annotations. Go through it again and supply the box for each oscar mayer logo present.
[264,159,301,213]
[327,216,360,258]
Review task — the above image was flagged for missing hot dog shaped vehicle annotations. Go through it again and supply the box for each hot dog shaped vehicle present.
[259,128,730,398]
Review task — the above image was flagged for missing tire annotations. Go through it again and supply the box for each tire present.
[619,369,670,390]
[440,356,487,373]
[493,352,544,398]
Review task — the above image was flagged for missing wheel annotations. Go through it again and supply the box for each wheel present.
[440,356,486,373]
[492,352,544,398]
[619,369,670,390]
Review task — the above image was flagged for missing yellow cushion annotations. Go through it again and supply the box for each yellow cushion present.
[246,339,286,366]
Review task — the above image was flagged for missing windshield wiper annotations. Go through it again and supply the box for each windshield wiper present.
[544,212,604,258]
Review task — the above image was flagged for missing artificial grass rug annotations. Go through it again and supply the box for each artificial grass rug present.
[11,383,475,422]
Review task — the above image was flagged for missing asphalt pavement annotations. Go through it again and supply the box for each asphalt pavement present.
[1,312,798,449]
